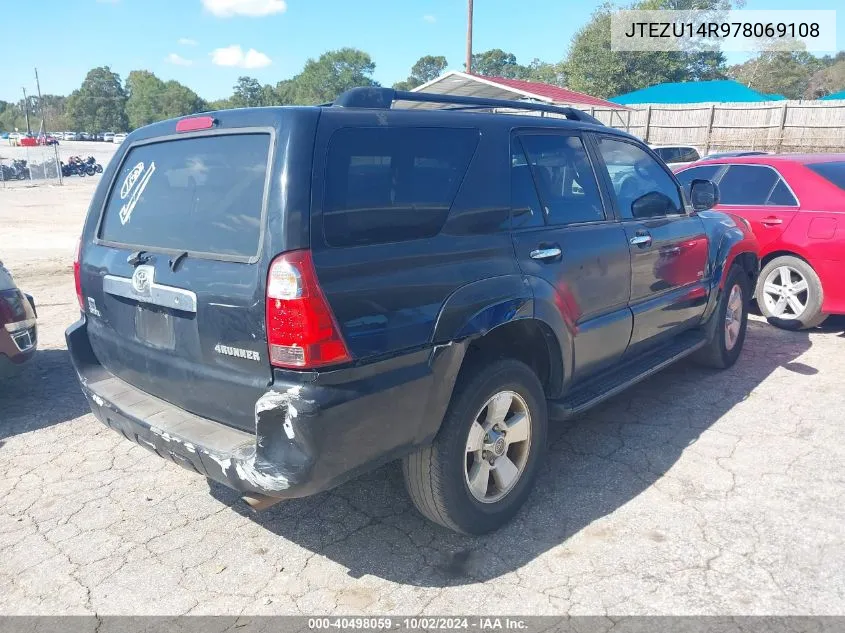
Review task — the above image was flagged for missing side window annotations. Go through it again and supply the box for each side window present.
[717,165,778,205]
[518,134,605,226]
[766,178,798,206]
[653,147,676,164]
[510,139,544,229]
[677,147,700,163]
[323,127,478,247]
[595,136,684,220]
[675,164,722,199]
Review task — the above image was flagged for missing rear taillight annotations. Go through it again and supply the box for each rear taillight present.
[265,250,351,369]
[73,237,83,310]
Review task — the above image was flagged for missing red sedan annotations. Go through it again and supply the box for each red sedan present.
[675,155,845,330]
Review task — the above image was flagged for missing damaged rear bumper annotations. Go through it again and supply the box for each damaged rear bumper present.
[65,317,464,501]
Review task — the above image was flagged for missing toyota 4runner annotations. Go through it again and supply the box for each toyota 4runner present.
[67,88,759,534]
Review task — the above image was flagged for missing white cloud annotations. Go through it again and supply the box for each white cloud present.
[423,14,436,23]
[178,38,198,46]
[211,45,272,69]
[166,53,193,66]
[202,0,287,17]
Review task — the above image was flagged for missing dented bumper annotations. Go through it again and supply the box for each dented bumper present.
[66,317,463,501]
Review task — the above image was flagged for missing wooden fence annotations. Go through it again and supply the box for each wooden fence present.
[584,100,845,153]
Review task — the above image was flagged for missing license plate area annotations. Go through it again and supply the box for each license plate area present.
[135,305,175,350]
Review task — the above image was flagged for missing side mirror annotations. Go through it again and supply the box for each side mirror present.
[690,179,719,211]
[631,191,673,219]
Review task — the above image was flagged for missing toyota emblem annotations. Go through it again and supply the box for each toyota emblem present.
[131,265,153,295]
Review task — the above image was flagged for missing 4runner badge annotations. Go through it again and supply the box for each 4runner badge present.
[214,344,260,362]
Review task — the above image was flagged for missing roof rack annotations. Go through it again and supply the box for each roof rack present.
[331,87,604,125]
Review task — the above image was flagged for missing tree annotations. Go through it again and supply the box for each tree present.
[565,2,729,98]
[393,55,448,90]
[806,60,845,98]
[159,81,206,119]
[728,51,826,99]
[126,71,206,127]
[66,66,127,132]
[471,49,527,79]
[231,76,264,108]
[125,70,166,129]
[289,48,378,104]
[410,55,448,85]
[524,59,566,86]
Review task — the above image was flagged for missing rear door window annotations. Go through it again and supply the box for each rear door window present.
[766,179,798,206]
[517,134,605,225]
[717,165,778,205]
[323,127,478,247]
[99,133,271,259]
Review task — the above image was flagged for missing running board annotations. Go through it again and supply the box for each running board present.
[548,331,707,420]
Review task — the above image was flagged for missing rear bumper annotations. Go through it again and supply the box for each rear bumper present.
[66,316,464,500]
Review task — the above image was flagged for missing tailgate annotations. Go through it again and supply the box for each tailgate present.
[81,128,275,432]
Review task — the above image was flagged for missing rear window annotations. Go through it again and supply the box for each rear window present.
[99,133,271,259]
[807,161,845,192]
[323,127,478,247]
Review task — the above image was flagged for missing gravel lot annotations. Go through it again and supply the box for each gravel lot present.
[1,179,843,615]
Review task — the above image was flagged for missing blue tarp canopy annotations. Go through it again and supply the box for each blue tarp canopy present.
[819,90,845,100]
[610,80,785,104]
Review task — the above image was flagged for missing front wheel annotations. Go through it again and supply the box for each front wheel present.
[694,264,750,369]
[756,256,827,330]
[403,359,547,534]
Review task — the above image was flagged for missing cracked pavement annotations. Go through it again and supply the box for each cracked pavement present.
[1,181,844,615]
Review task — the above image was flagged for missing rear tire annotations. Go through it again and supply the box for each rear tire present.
[402,359,547,534]
[756,256,827,330]
[694,264,749,369]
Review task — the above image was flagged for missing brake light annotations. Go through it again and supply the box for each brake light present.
[73,237,83,310]
[176,116,216,133]
[266,250,351,369]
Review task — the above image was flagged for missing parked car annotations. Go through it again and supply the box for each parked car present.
[650,145,702,167]
[705,150,768,159]
[37,134,59,146]
[675,154,845,330]
[112,133,127,144]
[63,132,78,141]
[0,260,37,378]
[103,132,115,143]
[67,88,758,534]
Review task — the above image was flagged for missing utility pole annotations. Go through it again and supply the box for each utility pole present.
[22,87,31,135]
[35,68,46,136]
[465,0,473,73]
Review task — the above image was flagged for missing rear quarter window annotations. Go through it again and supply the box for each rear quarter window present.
[322,127,479,247]
[98,132,271,259]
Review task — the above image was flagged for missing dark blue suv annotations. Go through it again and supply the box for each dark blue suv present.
[67,88,759,534]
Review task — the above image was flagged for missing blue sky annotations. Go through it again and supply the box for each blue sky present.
[3,0,843,102]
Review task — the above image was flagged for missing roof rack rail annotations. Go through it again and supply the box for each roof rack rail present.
[331,87,604,125]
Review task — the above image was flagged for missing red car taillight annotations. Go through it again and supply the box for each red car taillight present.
[73,237,83,310]
[265,250,351,369]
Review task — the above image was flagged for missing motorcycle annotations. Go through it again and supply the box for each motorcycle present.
[61,156,99,177]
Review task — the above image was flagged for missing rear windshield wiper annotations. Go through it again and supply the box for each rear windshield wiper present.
[127,250,150,266]
[169,251,188,272]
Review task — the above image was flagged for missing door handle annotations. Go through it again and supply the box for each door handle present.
[529,247,562,261]
[629,234,652,247]
[761,216,783,226]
